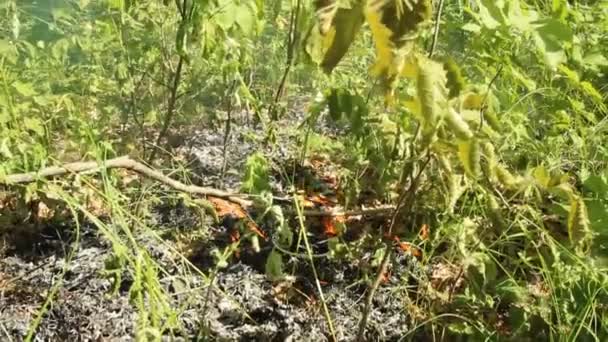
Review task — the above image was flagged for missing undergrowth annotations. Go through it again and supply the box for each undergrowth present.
[1,0,607,341]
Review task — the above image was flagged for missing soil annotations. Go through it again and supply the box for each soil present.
[0,108,423,341]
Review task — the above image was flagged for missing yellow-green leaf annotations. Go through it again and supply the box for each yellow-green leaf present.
[365,0,432,95]
[458,139,481,178]
[265,249,284,280]
[567,195,592,253]
[445,107,473,140]
[320,1,365,73]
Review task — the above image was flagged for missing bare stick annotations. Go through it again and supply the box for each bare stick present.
[355,246,392,342]
[477,64,504,133]
[1,156,398,217]
[147,0,191,163]
[428,0,445,58]
[1,156,251,207]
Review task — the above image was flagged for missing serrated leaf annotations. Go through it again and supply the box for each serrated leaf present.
[568,195,592,253]
[319,2,365,73]
[241,152,271,195]
[458,139,481,178]
[445,107,473,140]
[314,0,339,35]
[366,0,431,96]
[417,57,447,128]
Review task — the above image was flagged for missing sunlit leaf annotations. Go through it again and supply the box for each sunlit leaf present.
[568,195,592,253]
[532,18,573,69]
[241,152,271,195]
[23,117,45,136]
[366,0,431,96]
[320,2,365,73]
[12,81,37,97]
[465,251,497,286]
[458,139,481,178]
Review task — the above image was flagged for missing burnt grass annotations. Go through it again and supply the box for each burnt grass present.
[0,109,427,341]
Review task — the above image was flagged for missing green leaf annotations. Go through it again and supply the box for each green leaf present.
[465,251,497,286]
[478,0,506,29]
[458,139,481,178]
[236,4,256,33]
[216,0,238,30]
[0,107,9,124]
[533,18,573,43]
[23,117,45,136]
[586,199,608,233]
[532,18,573,69]
[12,81,37,97]
[583,173,608,196]
[447,321,474,335]
[461,22,481,33]
[265,249,283,280]
[319,2,365,73]
[496,279,529,304]
[241,152,271,195]
[583,52,608,67]
[0,39,18,63]
[0,138,13,159]
[568,195,592,253]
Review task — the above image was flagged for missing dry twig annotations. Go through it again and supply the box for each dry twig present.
[1,156,397,217]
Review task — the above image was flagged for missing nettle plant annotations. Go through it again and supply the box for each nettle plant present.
[301,0,592,253]
[296,0,604,336]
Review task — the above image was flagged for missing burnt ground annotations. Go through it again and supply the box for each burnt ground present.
[0,108,427,341]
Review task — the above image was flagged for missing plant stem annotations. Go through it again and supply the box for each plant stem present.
[221,80,237,184]
[269,0,301,120]
[356,245,392,342]
[293,193,337,341]
[147,0,190,163]
[428,0,445,58]
[147,54,184,163]
[356,151,432,339]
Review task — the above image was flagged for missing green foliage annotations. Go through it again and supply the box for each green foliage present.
[299,0,608,339]
[265,248,284,280]
[1,0,607,340]
[240,152,271,195]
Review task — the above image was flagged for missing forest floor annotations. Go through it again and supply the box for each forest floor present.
[0,108,433,341]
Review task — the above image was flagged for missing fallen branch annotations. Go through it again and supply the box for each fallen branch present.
[1,156,252,207]
[1,156,397,217]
